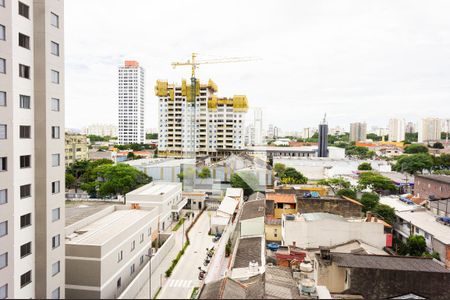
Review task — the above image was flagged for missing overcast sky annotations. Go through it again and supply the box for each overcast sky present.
[65,0,450,132]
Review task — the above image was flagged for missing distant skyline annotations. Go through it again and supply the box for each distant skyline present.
[65,0,450,131]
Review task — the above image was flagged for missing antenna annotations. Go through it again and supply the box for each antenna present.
[322,113,327,124]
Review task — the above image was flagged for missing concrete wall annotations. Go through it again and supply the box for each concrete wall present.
[265,224,282,242]
[240,217,264,237]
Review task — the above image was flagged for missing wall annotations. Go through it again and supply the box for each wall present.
[240,217,264,237]
[265,224,282,242]
[415,176,450,200]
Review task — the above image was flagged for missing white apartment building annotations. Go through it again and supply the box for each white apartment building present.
[388,118,405,142]
[126,181,185,231]
[349,122,367,142]
[253,107,263,145]
[0,0,65,298]
[418,117,442,143]
[155,79,248,157]
[84,123,117,137]
[118,60,145,145]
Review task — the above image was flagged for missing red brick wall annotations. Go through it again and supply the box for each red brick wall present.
[414,177,450,199]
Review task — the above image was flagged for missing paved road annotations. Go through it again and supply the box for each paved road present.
[158,211,215,299]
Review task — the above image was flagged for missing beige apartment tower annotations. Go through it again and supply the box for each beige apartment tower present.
[349,122,367,142]
[0,0,65,299]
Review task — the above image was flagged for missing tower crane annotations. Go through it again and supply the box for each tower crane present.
[171,52,259,102]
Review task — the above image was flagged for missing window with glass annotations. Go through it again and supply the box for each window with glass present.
[0,189,6,205]
[52,154,60,167]
[19,64,30,79]
[52,181,60,194]
[51,287,60,299]
[0,0,4,7]
[51,70,59,83]
[0,252,7,269]
[20,213,31,228]
[51,12,59,28]
[0,25,5,41]
[19,125,31,138]
[20,242,31,258]
[52,261,60,276]
[52,234,60,249]
[0,91,6,106]
[20,270,31,288]
[19,95,30,109]
[18,2,29,19]
[0,284,7,300]
[0,157,6,171]
[52,126,60,139]
[0,124,5,139]
[18,33,30,49]
[0,221,7,237]
[52,208,60,222]
[51,41,59,56]
[51,98,60,111]
[20,184,31,198]
[0,58,5,74]
[20,155,31,168]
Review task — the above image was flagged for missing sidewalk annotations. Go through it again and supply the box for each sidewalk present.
[135,210,197,299]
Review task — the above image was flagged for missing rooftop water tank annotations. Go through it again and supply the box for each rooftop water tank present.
[299,278,316,294]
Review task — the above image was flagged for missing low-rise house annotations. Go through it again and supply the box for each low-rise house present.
[126,181,185,231]
[230,236,265,281]
[281,213,387,249]
[182,191,207,210]
[199,275,264,299]
[265,217,282,242]
[65,204,160,299]
[239,199,265,237]
[266,193,297,219]
[415,175,450,216]
[314,250,450,300]
[225,187,244,203]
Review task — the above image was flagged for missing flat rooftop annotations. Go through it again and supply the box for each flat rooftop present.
[127,181,181,196]
[65,201,117,226]
[233,236,262,269]
[396,210,450,244]
[66,208,155,245]
[416,174,450,185]
[125,158,195,168]
[379,196,424,212]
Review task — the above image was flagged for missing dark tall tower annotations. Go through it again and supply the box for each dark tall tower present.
[318,114,329,157]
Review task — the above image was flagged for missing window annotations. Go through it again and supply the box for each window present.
[0,221,7,237]
[52,154,60,167]
[51,12,59,28]
[51,287,60,299]
[0,189,6,205]
[18,2,29,19]
[117,250,123,262]
[0,25,5,41]
[0,58,5,74]
[51,126,60,139]
[0,284,7,300]
[140,255,144,265]
[20,213,31,228]
[20,270,31,288]
[20,242,31,258]
[51,70,59,83]
[0,91,6,106]
[51,181,60,194]
[0,252,7,269]
[18,33,30,49]
[19,125,31,138]
[116,278,121,289]
[0,157,6,171]
[52,234,60,249]
[52,208,60,222]
[0,124,6,139]
[0,0,3,7]
[147,227,151,237]
[51,98,60,111]
[19,64,30,79]
[51,41,59,56]
[131,240,135,251]
[140,233,144,243]
[20,184,31,198]
[20,155,31,168]
[20,95,30,108]
[130,264,135,275]
[52,261,60,276]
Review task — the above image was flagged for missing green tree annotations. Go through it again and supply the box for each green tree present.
[273,163,286,176]
[404,144,429,154]
[279,167,308,184]
[198,167,212,180]
[87,134,113,143]
[127,152,136,160]
[433,153,450,170]
[393,153,434,175]
[358,162,373,171]
[317,177,351,194]
[360,192,380,213]
[373,204,396,225]
[358,172,397,193]
[431,142,444,149]
[406,235,427,257]
[346,146,375,159]
[145,133,158,139]
[336,188,357,200]
[404,132,418,143]
[65,173,76,190]
[366,133,382,141]
[230,171,260,196]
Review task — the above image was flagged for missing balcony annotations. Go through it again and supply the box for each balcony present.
[171,198,188,213]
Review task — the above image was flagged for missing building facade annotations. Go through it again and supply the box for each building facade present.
[84,123,117,137]
[388,118,405,142]
[418,117,442,143]
[155,79,248,157]
[118,60,145,145]
[64,134,88,166]
[0,0,65,298]
[349,122,367,142]
[318,116,328,157]
[253,107,263,145]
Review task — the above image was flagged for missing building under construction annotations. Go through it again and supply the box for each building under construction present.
[155,79,248,157]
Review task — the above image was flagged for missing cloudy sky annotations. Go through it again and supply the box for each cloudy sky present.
[65,0,450,132]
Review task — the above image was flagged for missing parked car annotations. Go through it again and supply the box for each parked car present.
[212,233,222,242]
[266,242,280,251]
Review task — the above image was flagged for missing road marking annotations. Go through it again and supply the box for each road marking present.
[168,279,192,288]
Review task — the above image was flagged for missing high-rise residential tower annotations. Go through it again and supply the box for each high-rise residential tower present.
[405,122,416,134]
[0,0,65,298]
[388,118,405,142]
[118,60,145,145]
[318,115,328,157]
[253,107,263,145]
[155,79,248,157]
[418,117,442,143]
[349,122,367,142]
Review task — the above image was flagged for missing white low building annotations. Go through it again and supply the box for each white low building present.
[281,213,386,249]
[126,182,185,231]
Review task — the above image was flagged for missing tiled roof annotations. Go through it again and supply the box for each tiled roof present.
[331,253,450,273]
[233,237,262,268]
[266,193,296,204]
